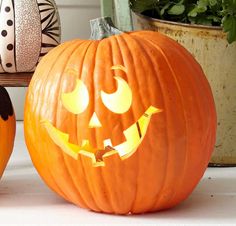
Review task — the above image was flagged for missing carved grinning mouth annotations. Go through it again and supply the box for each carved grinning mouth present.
[42,106,161,163]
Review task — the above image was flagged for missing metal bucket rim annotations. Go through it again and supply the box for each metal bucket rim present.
[134,12,222,31]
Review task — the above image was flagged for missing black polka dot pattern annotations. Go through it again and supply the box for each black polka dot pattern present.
[0,2,16,73]
[7,44,13,50]
[5,6,11,13]
[1,6,14,68]
[6,63,12,68]
[1,30,7,37]
[7,20,13,26]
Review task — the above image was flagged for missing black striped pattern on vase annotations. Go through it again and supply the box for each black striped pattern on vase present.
[38,0,61,60]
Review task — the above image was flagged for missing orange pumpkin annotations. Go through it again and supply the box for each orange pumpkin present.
[24,18,216,214]
[0,86,15,178]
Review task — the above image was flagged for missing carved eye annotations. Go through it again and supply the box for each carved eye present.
[101,76,132,114]
[61,79,89,114]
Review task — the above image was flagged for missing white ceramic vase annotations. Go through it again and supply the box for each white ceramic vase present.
[0,0,61,73]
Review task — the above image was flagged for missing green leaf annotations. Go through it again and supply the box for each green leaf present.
[188,7,207,17]
[188,8,198,17]
[188,0,209,17]
[190,15,213,25]
[209,0,217,6]
[130,0,236,43]
[222,15,236,43]
[207,15,221,22]
[223,0,236,10]
[168,4,185,15]
[196,0,209,8]
[223,15,234,31]
[130,0,157,13]
[160,2,171,16]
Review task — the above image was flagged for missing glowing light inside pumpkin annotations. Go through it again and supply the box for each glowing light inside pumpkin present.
[61,79,89,114]
[89,112,102,128]
[101,76,132,114]
[61,76,132,116]
[42,106,162,164]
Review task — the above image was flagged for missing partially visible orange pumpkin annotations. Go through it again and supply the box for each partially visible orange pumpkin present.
[24,17,216,214]
[0,86,15,179]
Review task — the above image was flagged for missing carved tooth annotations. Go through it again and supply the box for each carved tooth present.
[103,139,112,148]
[81,139,96,153]
[81,139,89,146]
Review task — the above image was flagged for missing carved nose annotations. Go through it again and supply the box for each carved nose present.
[89,112,102,128]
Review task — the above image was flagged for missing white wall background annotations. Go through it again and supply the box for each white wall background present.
[7,0,101,120]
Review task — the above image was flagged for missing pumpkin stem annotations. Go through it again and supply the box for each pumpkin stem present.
[90,17,122,40]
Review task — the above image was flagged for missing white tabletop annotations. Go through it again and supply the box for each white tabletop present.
[1,122,236,225]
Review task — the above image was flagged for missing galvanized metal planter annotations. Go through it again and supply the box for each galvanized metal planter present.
[134,13,236,166]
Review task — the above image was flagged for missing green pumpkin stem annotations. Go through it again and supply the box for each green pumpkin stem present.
[90,17,122,40]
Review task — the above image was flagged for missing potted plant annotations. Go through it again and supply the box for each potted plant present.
[130,0,236,166]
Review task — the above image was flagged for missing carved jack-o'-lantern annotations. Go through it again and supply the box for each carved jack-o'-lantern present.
[0,0,60,73]
[0,86,15,179]
[43,65,161,161]
[24,18,216,214]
